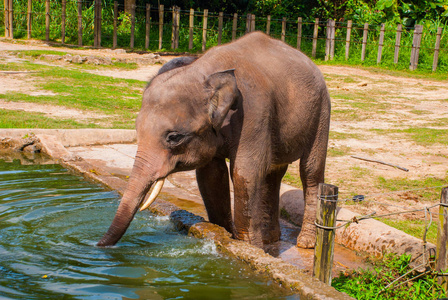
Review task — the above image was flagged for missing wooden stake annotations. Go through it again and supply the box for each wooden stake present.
[251,14,255,32]
[325,19,331,61]
[8,0,13,38]
[330,19,335,60]
[218,12,223,45]
[410,25,423,71]
[158,4,164,50]
[432,27,443,72]
[436,187,448,289]
[77,0,82,46]
[361,23,369,61]
[113,1,117,48]
[145,4,150,49]
[130,4,135,49]
[171,7,175,49]
[175,8,180,49]
[202,9,208,52]
[4,0,8,38]
[394,24,402,64]
[27,0,32,39]
[297,17,302,50]
[189,9,194,49]
[281,17,286,42]
[45,0,50,42]
[345,20,352,60]
[266,15,271,36]
[312,18,319,58]
[313,183,338,285]
[232,13,237,41]
[377,23,385,64]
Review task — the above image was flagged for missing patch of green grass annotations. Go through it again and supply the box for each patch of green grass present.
[282,171,303,188]
[0,109,102,129]
[410,109,432,115]
[381,218,437,244]
[9,50,69,58]
[426,118,448,127]
[329,131,362,140]
[327,146,351,157]
[376,176,447,202]
[333,253,446,299]
[331,109,365,121]
[371,127,448,146]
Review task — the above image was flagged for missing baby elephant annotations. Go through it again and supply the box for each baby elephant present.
[98,32,330,249]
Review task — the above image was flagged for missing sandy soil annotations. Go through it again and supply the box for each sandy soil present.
[1,38,447,223]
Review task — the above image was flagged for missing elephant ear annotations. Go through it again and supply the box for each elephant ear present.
[206,69,240,132]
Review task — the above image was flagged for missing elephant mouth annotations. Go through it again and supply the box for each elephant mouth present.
[139,178,165,211]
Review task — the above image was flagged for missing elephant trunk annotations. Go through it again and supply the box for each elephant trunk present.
[97,156,155,247]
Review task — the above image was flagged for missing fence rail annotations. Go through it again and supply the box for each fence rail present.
[1,1,447,72]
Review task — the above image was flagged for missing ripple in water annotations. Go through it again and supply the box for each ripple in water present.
[0,158,298,299]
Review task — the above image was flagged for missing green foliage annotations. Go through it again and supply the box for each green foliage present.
[333,253,446,299]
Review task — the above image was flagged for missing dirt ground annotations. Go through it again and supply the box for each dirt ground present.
[1,38,447,226]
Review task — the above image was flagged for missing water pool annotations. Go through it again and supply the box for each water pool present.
[0,157,298,299]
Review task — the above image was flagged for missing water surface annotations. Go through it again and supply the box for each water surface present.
[0,157,297,299]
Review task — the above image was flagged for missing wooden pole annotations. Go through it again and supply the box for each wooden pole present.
[113,1,117,49]
[98,0,101,47]
[251,14,255,32]
[94,0,98,47]
[4,0,8,38]
[266,15,271,36]
[312,18,319,58]
[145,4,150,49]
[158,4,164,49]
[410,25,423,71]
[175,8,180,49]
[45,0,50,42]
[171,7,175,49]
[232,13,237,41]
[330,19,335,60]
[130,4,135,49]
[202,9,208,52]
[345,20,352,60]
[27,0,32,39]
[281,17,286,42]
[245,13,250,33]
[394,24,402,64]
[189,9,194,49]
[218,12,223,45]
[313,183,338,285]
[361,23,369,61]
[77,0,82,46]
[377,23,385,64]
[436,187,448,289]
[432,27,443,72]
[325,19,331,61]
[297,17,302,50]
[8,0,12,38]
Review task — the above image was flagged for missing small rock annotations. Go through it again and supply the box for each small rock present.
[113,49,126,54]
[358,82,368,87]
[41,54,61,61]
[72,55,85,64]
[62,54,73,62]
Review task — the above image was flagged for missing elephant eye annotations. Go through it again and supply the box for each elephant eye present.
[166,132,185,146]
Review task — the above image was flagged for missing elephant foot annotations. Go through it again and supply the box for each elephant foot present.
[296,223,316,249]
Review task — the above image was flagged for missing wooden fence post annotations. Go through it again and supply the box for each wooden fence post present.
[27,0,32,39]
[394,24,402,64]
[94,0,99,47]
[330,19,335,60]
[251,14,255,32]
[45,0,50,42]
[218,12,223,45]
[410,24,423,71]
[145,4,150,49]
[232,13,237,41]
[313,183,338,285]
[361,23,369,61]
[8,0,13,38]
[325,19,331,61]
[130,4,135,49]
[266,15,271,36]
[175,8,180,49]
[158,4,164,50]
[189,9,194,49]
[4,0,8,38]
[377,23,385,64]
[297,17,302,50]
[246,14,250,33]
[312,18,319,58]
[113,1,117,48]
[202,9,208,51]
[345,20,352,60]
[436,187,448,289]
[77,0,82,46]
[171,7,180,49]
[432,27,443,72]
[281,17,286,42]
[171,7,175,49]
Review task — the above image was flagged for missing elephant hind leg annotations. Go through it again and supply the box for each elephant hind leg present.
[297,119,330,249]
[196,157,234,235]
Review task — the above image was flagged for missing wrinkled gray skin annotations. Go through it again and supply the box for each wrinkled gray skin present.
[97,32,330,249]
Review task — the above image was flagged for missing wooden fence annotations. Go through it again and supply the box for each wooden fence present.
[1,1,447,71]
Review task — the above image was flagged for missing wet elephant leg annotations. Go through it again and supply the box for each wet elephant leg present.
[232,165,288,246]
[296,123,329,249]
[196,157,234,235]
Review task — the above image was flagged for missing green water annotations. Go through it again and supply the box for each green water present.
[0,158,298,299]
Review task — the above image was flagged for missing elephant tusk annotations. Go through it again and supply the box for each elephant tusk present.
[139,178,165,211]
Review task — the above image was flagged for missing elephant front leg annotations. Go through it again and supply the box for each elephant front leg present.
[232,165,287,247]
[196,157,234,235]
